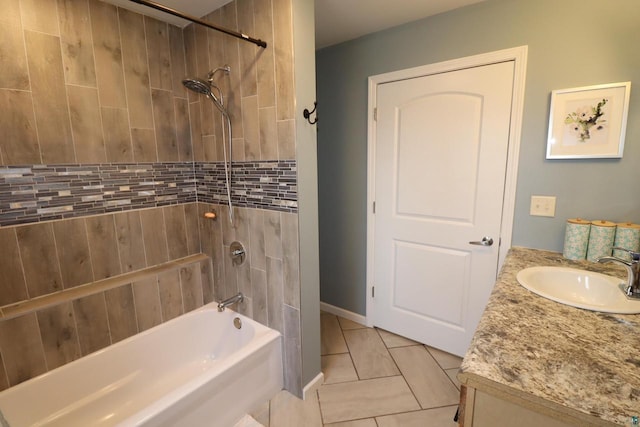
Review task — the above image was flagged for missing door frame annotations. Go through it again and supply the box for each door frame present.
[365,46,528,327]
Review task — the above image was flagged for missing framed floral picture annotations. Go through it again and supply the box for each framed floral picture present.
[546,81,631,159]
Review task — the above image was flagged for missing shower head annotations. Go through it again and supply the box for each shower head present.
[182,77,213,96]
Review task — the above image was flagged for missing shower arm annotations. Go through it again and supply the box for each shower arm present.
[129,0,267,48]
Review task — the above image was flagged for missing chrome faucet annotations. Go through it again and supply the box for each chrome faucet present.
[597,248,640,299]
[217,292,244,312]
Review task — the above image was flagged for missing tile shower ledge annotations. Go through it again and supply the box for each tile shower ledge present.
[459,247,639,426]
[0,254,209,320]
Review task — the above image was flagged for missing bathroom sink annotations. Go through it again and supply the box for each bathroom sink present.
[516,266,640,314]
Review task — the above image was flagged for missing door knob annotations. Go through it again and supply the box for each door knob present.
[469,237,494,246]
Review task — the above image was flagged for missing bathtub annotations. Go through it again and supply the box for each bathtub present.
[0,303,283,427]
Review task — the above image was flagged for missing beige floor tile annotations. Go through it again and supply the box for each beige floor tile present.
[377,328,420,348]
[376,406,459,427]
[343,328,399,379]
[250,400,270,426]
[426,345,463,369]
[389,346,460,409]
[337,316,366,330]
[324,419,378,427]
[317,376,420,424]
[269,390,322,427]
[321,313,348,355]
[446,368,461,390]
[322,353,358,384]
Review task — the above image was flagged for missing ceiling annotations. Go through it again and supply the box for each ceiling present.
[105,0,485,49]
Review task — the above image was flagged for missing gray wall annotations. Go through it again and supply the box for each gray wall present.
[316,0,640,315]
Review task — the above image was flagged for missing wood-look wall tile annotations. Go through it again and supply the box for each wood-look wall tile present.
[232,136,245,162]
[132,276,162,331]
[193,25,210,76]
[283,304,302,395]
[36,302,80,370]
[180,263,204,312]
[114,210,147,272]
[25,31,75,163]
[251,267,268,325]
[158,269,183,321]
[0,353,8,392]
[89,0,127,109]
[242,95,260,160]
[0,90,40,165]
[233,208,252,298]
[237,0,258,98]
[168,25,187,98]
[119,9,153,129]
[52,218,94,289]
[144,17,172,91]
[131,128,158,162]
[0,24,30,90]
[200,259,215,304]
[0,313,46,386]
[219,204,237,247]
[248,208,266,271]
[0,227,28,306]
[223,243,238,300]
[254,0,276,108]
[85,215,122,280]
[272,0,294,121]
[266,256,284,334]
[140,208,169,266]
[202,135,217,162]
[281,212,300,309]
[105,284,138,343]
[277,118,296,160]
[221,3,243,138]
[183,203,201,255]
[163,204,189,260]
[73,293,111,356]
[20,0,60,35]
[67,85,107,163]
[182,24,198,104]
[174,97,193,161]
[58,0,96,87]
[264,210,283,260]
[189,101,204,161]
[102,107,133,162]
[259,106,277,160]
[16,222,64,298]
[199,92,215,137]
[152,89,179,161]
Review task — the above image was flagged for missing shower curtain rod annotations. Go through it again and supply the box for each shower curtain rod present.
[129,0,267,48]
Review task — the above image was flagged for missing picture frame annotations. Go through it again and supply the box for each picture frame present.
[546,81,631,159]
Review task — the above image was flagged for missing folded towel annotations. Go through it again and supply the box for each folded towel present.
[233,414,263,427]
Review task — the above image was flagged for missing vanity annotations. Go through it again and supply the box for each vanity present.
[458,247,640,426]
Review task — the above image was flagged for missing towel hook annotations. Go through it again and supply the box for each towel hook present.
[303,102,318,125]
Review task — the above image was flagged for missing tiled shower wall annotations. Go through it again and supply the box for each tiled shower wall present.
[0,0,304,396]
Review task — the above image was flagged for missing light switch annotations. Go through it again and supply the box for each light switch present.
[530,196,556,217]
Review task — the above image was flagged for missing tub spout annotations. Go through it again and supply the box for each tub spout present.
[218,292,244,312]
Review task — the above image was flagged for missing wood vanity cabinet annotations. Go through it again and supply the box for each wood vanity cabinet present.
[457,384,614,427]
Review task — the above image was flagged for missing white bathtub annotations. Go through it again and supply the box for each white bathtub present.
[0,303,283,427]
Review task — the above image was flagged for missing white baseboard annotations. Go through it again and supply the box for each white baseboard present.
[320,301,367,326]
[302,372,324,400]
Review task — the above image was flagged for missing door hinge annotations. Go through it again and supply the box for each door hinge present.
[373,201,376,213]
[372,286,375,298]
[373,107,377,121]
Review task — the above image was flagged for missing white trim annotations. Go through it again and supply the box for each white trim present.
[302,372,324,400]
[366,46,528,326]
[319,301,368,326]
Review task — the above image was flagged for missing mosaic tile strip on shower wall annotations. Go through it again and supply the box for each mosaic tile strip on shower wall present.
[0,161,298,227]
[0,163,197,226]
[195,160,298,212]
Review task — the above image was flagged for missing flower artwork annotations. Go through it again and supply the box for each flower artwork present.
[564,98,608,142]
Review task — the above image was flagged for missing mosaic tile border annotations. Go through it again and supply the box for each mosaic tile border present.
[0,161,298,227]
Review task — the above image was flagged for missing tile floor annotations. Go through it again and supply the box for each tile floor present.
[252,312,462,426]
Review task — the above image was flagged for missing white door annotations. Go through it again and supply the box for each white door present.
[371,60,515,357]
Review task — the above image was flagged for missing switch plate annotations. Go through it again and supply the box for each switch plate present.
[530,196,556,217]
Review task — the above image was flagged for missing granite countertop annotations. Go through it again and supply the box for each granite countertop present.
[459,247,640,426]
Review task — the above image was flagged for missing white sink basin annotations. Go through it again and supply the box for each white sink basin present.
[516,266,640,314]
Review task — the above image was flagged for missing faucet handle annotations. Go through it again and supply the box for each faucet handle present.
[613,247,640,262]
